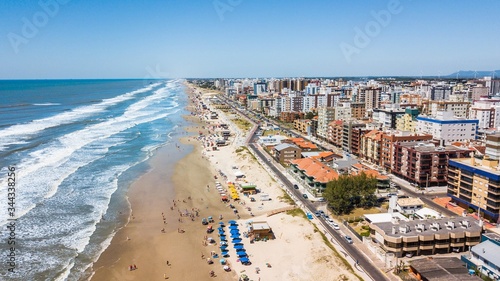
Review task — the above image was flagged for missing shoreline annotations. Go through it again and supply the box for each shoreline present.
[89,82,236,281]
[90,82,361,281]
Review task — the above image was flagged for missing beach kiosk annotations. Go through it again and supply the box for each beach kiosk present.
[249,221,275,240]
[239,183,257,195]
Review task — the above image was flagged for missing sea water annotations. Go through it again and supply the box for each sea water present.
[0,79,189,280]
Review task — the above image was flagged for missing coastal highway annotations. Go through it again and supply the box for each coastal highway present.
[214,95,389,280]
[248,142,388,281]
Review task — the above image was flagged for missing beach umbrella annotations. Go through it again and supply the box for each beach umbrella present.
[229,225,239,229]
[219,258,226,264]
[228,220,237,224]
[230,228,239,232]
[220,245,228,250]
[220,237,227,242]
[234,245,244,250]
[236,250,246,255]
[230,233,240,238]
[237,252,247,258]
[232,238,242,243]
[218,227,224,231]
[219,222,225,225]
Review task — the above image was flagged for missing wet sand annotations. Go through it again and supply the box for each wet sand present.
[90,85,236,281]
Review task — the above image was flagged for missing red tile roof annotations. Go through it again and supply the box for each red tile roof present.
[291,158,338,183]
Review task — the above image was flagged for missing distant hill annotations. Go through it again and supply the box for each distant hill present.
[445,70,499,79]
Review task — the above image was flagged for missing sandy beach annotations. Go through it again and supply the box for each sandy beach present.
[90,82,360,281]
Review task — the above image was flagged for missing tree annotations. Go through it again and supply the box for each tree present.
[305,111,315,119]
[323,172,378,215]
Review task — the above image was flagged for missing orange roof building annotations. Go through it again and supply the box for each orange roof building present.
[290,158,339,192]
[285,137,318,151]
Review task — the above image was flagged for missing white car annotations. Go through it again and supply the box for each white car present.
[329,220,340,230]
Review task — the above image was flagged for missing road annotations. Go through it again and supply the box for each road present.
[214,96,389,281]
[390,177,456,217]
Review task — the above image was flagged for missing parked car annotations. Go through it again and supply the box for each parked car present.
[314,211,321,217]
[344,235,353,244]
[302,194,308,199]
[293,184,299,189]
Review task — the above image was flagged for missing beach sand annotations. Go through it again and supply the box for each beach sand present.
[90,83,360,281]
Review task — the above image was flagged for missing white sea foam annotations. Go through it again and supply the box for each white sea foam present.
[0,82,179,225]
[0,80,185,280]
[32,102,62,106]
[0,82,162,149]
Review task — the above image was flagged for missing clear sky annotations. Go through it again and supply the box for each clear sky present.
[1,0,499,79]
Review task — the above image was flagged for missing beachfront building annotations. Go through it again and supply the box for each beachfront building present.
[392,141,473,187]
[416,111,479,145]
[369,216,483,258]
[273,143,301,164]
[447,156,500,223]
[461,232,500,280]
[289,157,339,193]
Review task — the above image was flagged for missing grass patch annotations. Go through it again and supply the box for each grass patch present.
[279,190,296,206]
[233,118,252,131]
[313,224,364,281]
[235,147,244,153]
[285,208,306,218]
[335,207,384,221]
[241,147,257,161]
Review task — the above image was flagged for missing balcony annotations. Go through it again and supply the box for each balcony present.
[419,244,434,251]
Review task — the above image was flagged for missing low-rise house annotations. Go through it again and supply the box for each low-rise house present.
[396,198,424,215]
[462,232,500,280]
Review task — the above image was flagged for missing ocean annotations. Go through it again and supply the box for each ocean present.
[0,79,189,280]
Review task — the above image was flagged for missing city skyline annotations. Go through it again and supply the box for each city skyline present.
[1,0,500,79]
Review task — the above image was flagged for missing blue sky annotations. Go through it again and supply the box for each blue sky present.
[1,0,499,79]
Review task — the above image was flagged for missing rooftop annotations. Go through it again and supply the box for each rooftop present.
[397,198,424,207]
[409,257,481,281]
[252,221,271,231]
[373,216,482,238]
[471,240,500,269]
[274,143,299,151]
[290,158,339,183]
